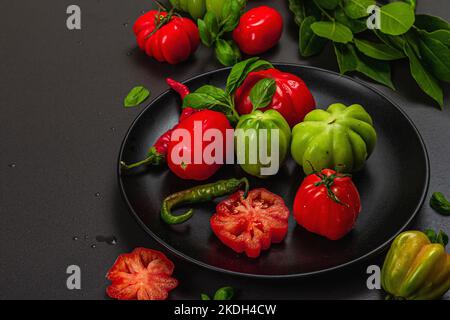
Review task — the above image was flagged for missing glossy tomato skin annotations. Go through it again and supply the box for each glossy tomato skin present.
[293,169,361,240]
[210,188,290,258]
[232,6,283,55]
[106,248,178,300]
[133,10,200,64]
[167,110,232,181]
[235,68,316,127]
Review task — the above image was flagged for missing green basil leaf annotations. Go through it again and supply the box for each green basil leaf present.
[424,30,450,47]
[335,7,367,34]
[334,43,358,74]
[201,294,211,300]
[404,42,443,108]
[213,287,234,300]
[430,192,450,216]
[425,229,449,247]
[379,2,415,36]
[221,0,242,32]
[335,43,394,89]
[311,21,353,43]
[374,30,405,51]
[215,39,241,67]
[198,19,213,47]
[342,0,375,19]
[124,86,150,107]
[249,78,277,110]
[288,0,306,26]
[354,38,405,61]
[404,30,422,58]
[195,85,229,103]
[204,12,220,39]
[300,16,327,57]
[182,92,229,110]
[418,32,450,82]
[415,14,450,33]
[313,0,339,10]
[226,58,273,94]
[401,0,416,11]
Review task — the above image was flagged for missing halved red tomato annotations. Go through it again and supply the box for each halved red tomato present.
[210,189,290,258]
[106,248,178,300]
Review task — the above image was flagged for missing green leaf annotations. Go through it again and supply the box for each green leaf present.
[182,92,229,110]
[215,39,241,67]
[213,287,234,300]
[195,85,229,103]
[300,16,327,57]
[418,32,450,82]
[226,58,273,94]
[404,42,443,108]
[334,43,394,89]
[354,38,405,60]
[374,30,405,51]
[313,0,339,10]
[249,78,277,110]
[221,0,242,32]
[201,294,211,300]
[288,0,306,26]
[198,19,213,47]
[430,192,450,216]
[311,21,353,43]
[335,7,367,34]
[415,14,450,33]
[124,86,150,107]
[342,0,375,19]
[334,43,358,74]
[424,30,450,47]
[424,229,449,247]
[204,12,220,39]
[379,2,415,36]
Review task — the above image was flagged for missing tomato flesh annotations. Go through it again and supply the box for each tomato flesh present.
[210,189,290,258]
[106,248,178,300]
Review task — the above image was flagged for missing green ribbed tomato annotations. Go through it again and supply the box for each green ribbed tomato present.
[235,109,291,178]
[291,103,377,175]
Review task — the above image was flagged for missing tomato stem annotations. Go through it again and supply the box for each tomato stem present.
[314,172,350,207]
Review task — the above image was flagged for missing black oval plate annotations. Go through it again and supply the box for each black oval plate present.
[118,64,429,278]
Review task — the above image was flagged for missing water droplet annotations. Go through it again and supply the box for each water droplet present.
[110,127,116,132]
[8,163,16,168]
[73,236,79,241]
[91,244,97,249]
[123,22,129,27]
[96,235,118,245]
[141,10,146,14]
[126,51,133,56]
[94,192,100,197]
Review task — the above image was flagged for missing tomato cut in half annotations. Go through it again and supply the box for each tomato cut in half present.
[106,248,178,300]
[210,188,290,258]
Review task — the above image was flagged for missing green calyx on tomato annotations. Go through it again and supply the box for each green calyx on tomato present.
[381,230,450,300]
[235,109,291,178]
[291,103,377,174]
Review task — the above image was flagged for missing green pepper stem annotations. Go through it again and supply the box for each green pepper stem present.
[120,156,155,170]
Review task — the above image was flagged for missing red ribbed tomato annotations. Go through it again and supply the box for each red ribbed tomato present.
[133,10,200,64]
[293,169,361,240]
[234,68,316,127]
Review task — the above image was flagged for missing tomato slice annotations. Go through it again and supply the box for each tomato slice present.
[106,248,178,300]
[210,189,290,258]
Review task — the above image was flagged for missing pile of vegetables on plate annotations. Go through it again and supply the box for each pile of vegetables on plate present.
[288,0,450,108]
[107,1,450,301]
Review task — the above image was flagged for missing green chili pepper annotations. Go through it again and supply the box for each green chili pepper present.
[161,178,249,224]
[430,192,450,216]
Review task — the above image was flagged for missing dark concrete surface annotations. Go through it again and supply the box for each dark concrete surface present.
[0,0,448,299]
